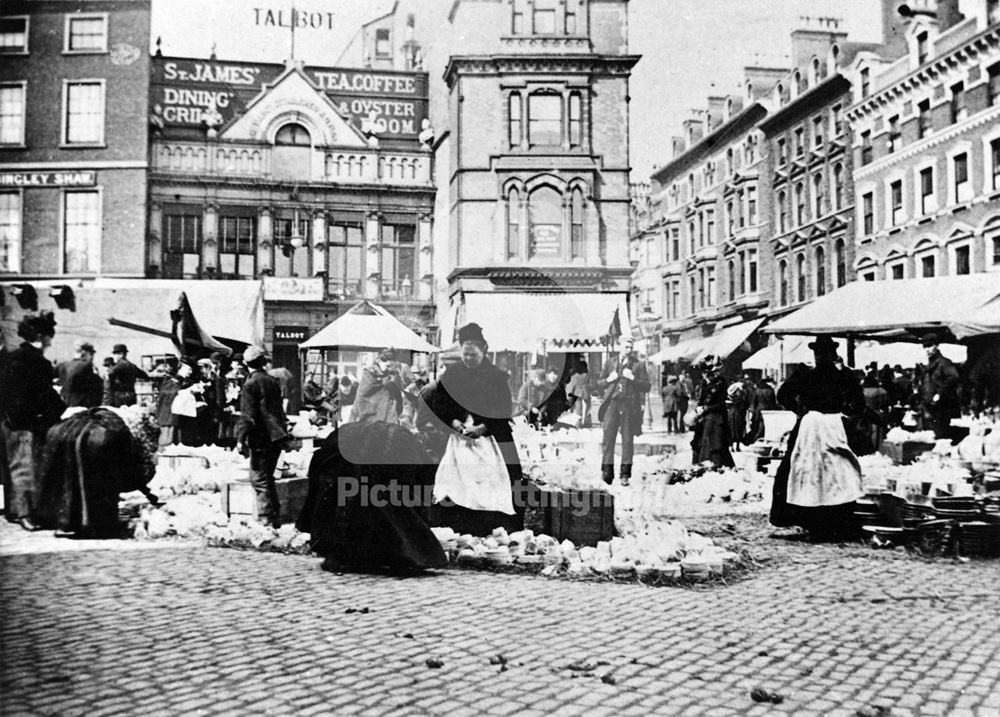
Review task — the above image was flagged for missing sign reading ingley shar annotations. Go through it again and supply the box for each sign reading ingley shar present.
[152,57,428,142]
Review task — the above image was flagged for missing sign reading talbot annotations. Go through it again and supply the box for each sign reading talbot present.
[0,171,97,187]
[152,57,428,142]
[273,325,309,343]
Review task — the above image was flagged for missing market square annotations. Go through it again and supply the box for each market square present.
[2,0,1000,715]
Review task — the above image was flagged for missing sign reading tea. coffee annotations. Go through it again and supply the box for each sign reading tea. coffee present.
[152,57,428,143]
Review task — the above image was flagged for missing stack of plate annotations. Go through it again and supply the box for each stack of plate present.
[680,556,710,580]
[933,497,981,522]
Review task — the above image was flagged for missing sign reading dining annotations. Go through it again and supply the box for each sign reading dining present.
[151,57,428,142]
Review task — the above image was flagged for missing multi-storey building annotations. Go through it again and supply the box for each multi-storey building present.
[147,53,436,384]
[759,17,905,317]
[1,1,151,350]
[640,67,784,369]
[417,0,638,382]
[847,0,1000,281]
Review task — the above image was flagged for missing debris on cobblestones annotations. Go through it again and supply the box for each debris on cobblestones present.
[750,686,785,704]
[856,705,893,717]
[425,658,444,669]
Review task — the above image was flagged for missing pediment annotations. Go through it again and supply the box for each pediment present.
[221,65,367,148]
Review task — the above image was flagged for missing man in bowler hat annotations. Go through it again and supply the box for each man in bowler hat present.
[105,344,149,407]
[597,337,651,485]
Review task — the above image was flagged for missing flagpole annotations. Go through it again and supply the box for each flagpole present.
[290,2,296,61]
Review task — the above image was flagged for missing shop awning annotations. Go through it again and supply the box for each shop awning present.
[765,274,1000,341]
[743,336,967,371]
[300,300,438,352]
[651,335,711,363]
[693,318,765,362]
[0,279,265,362]
[461,292,630,352]
[95,278,264,346]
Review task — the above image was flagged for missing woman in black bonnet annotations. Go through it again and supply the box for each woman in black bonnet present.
[420,322,525,535]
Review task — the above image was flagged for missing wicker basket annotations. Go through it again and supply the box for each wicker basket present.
[914,519,953,556]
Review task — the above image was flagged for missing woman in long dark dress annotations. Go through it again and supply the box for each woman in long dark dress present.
[769,336,865,538]
[692,355,735,468]
[420,323,525,536]
[296,420,446,573]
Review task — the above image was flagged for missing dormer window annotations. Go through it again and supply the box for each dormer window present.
[860,67,870,98]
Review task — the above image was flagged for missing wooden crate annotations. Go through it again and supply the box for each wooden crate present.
[525,485,615,546]
[220,476,310,525]
[879,440,936,466]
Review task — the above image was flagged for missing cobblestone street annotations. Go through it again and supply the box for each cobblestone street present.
[1,517,998,717]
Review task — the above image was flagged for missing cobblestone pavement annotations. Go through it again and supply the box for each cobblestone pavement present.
[2,514,999,717]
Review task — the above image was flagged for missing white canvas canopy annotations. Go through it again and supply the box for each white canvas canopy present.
[300,300,438,353]
[743,336,967,371]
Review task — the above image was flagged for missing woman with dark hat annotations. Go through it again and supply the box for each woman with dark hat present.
[0,312,65,530]
[770,335,865,539]
[420,322,524,535]
[690,355,735,468]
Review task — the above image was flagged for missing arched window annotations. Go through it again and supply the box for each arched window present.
[528,185,562,257]
[724,97,733,121]
[829,44,840,71]
[727,259,736,301]
[779,260,788,305]
[726,147,734,175]
[777,190,788,233]
[813,173,823,216]
[835,238,846,286]
[506,187,520,258]
[776,82,785,103]
[275,123,311,145]
[792,70,803,97]
[508,93,522,147]
[811,57,823,84]
[832,163,844,210]
[815,246,827,297]
[570,187,585,258]
[796,253,807,302]
[273,123,312,181]
[745,80,753,102]
[689,276,697,314]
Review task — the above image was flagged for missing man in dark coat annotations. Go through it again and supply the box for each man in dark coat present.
[0,313,65,529]
[106,344,149,407]
[56,341,104,408]
[154,356,181,449]
[919,332,961,440]
[597,337,651,485]
[237,346,291,527]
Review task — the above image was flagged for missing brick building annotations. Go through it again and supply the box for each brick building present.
[0,0,150,349]
[636,67,784,370]
[759,15,906,318]
[847,0,1000,281]
[422,0,639,381]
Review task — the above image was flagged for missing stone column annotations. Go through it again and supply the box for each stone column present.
[147,201,162,276]
[202,203,218,274]
[365,210,382,298]
[418,212,433,301]
[311,210,327,276]
[257,207,273,275]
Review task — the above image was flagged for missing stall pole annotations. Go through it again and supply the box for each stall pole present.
[847,335,856,369]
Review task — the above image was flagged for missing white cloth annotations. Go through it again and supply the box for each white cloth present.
[170,388,201,418]
[433,434,515,514]
[788,411,863,507]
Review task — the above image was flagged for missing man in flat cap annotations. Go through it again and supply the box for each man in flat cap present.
[105,344,149,407]
[919,332,960,439]
[236,346,291,528]
[56,340,103,408]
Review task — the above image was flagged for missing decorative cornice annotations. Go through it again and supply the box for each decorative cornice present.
[847,28,1000,121]
[444,54,640,87]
